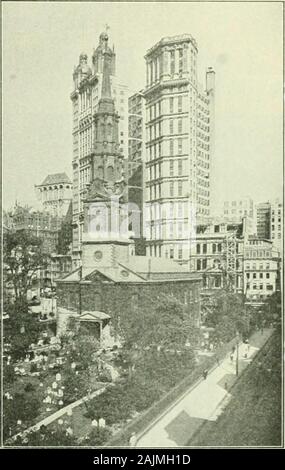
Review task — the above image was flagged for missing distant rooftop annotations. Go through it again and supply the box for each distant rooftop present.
[38,173,72,186]
[145,34,198,58]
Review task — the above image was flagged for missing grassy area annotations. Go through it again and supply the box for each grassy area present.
[190,330,282,447]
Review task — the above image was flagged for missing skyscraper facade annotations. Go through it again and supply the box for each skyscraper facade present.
[143,34,215,265]
[256,201,271,240]
[270,198,283,255]
[35,172,72,218]
[71,32,129,268]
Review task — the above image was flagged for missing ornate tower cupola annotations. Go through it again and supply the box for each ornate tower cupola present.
[92,31,116,76]
[73,52,92,88]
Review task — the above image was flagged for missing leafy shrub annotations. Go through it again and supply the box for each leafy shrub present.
[85,426,112,446]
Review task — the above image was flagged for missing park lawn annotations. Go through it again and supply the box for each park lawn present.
[190,330,282,447]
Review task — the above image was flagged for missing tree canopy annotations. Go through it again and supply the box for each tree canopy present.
[4,230,49,302]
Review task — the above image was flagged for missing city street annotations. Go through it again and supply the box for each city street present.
[136,328,273,447]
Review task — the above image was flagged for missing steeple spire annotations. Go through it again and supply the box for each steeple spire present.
[101,49,112,100]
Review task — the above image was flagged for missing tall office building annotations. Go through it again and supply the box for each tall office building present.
[270,198,283,255]
[35,172,72,218]
[71,32,129,268]
[223,197,254,221]
[128,91,146,253]
[223,197,256,235]
[256,201,271,240]
[128,91,145,167]
[143,34,215,264]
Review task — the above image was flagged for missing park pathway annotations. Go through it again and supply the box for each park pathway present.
[11,385,107,441]
[136,328,273,448]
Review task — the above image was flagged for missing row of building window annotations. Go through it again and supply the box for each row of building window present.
[80,166,90,188]
[196,243,222,254]
[169,118,184,134]
[148,180,186,199]
[79,127,92,157]
[148,159,186,180]
[271,224,282,231]
[246,272,271,279]
[244,251,271,258]
[148,222,188,240]
[147,201,189,220]
[246,283,273,291]
[271,233,281,239]
[148,138,185,160]
[245,263,270,270]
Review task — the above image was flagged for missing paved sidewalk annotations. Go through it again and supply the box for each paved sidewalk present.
[136,328,273,448]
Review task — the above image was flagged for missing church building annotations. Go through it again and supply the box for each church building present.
[56,33,202,345]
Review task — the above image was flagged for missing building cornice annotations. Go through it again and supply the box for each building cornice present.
[145,34,198,59]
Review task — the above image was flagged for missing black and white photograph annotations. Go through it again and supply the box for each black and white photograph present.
[1,0,283,451]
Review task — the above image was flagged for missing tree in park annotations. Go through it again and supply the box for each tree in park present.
[4,229,49,302]
[203,290,248,342]
[61,320,101,370]
[3,391,41,441]
[62,369,90,404]
[3,298,41,360]
[262,291,281,325]
[3,229,48,360]
[116,293,197,377]
[85,426,112,446]
[60,323,101,403]
[122,293,197,350]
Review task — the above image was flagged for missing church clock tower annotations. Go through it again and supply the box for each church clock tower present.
[81,33,133,276]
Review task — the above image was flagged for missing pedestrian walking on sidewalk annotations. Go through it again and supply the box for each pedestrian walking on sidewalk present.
[230,353,234,363]
[215,355,220,366]
[202,369,208,380]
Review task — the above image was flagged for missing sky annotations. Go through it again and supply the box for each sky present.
[2,1,283,212]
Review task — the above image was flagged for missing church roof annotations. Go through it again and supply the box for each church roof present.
[93,266,146,283]
[121,256,201,281]
[57,258,201,284]
[39,173,71,186]
[59,267,81,282]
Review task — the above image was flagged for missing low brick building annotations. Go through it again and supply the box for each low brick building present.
[56,256,202,345]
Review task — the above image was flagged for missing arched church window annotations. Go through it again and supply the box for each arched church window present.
[101,123,105,138]
[107,123,112,138]
[94,292,102,311]
[107,165,114,181]
[97,166,104,179]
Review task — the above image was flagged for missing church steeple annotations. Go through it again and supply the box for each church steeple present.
[101,47,112,101]
[82,32,128,243]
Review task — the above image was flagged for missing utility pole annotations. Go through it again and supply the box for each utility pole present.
[236,332,239,376]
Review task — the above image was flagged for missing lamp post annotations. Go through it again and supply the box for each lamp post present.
[236,332,240,377]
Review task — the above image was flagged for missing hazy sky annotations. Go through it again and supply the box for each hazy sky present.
[3,1,283,211]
